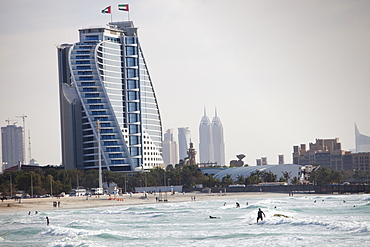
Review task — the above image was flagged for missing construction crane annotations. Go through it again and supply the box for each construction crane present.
[5,118,17,125]
[16,114,27,165]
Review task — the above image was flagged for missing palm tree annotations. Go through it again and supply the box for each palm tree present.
[236,175,245,185]
[282,171,292,184]
[221,174,234,187]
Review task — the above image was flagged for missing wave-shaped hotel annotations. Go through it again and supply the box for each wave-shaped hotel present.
[57,21,163,172]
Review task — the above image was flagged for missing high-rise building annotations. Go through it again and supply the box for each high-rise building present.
[57,21,163,172]
[211,109,225,166]
[199,108,226,166]
[178,127,191,161]
[1,124,24,171]
[162,129,178,166]
[199,108,213,164]
[355,123,370,153]
[293,138,345,171]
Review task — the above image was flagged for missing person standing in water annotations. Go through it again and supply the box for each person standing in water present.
[257,208,266,223]
[46,217,50,225]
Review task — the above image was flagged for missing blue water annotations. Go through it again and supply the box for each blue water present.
[1,194,369,246]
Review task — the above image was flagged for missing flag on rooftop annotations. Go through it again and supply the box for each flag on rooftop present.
[101,6,111,14]
[118,4,129,11]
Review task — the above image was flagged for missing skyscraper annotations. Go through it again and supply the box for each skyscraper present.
[199,108,213,164]
[162,129,178,166]
[355,123,370,153]
[211,108,225,166]
[57,21,163,172]
[1,124,24,171]
[199,108,226,166]
[178,127,191,161]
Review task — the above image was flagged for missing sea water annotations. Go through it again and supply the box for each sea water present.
[0,194,369,247]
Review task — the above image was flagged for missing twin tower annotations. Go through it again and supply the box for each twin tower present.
[199,108,225,166]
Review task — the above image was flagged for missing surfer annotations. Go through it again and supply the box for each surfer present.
[209,215,220,219]
[46,217,50,225]
[257,208,266,223]
[236,202,240,208]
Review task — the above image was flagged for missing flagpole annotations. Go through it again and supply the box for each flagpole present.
[128,11,130,21]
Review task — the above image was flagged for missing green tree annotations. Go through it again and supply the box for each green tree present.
[245,174,262,185]
[221,174,234,187]
[236,175,245,185]
[202,175,221,187]
[261,171,277,182]
[282,171,291,183]
[291,177,299,185]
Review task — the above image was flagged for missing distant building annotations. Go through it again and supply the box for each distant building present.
[162,129,178,166]
[343,152,370,171]
[178,127,191,161]
[199,108,213,164]
[256,159,262,166]
[278,155,285,164]
[293,138,346,171]
[1,124,24,171]
[199,108,226,166]
[211,109,225,166]
[355,124,370,153]
[261,157,268,166]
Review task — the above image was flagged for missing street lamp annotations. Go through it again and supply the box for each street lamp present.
[30,173,33,198]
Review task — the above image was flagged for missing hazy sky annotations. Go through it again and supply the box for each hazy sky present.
[0,0,369,169]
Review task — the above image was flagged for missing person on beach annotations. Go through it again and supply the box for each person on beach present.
[257,208,266,223]
[46,217,49,225]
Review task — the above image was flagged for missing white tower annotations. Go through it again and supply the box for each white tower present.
[199,107,213,164]
[178,127,191,161]
[211,108,225,166]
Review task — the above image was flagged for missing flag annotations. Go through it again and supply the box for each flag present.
[101,6,111,14]
[118,4,129,11]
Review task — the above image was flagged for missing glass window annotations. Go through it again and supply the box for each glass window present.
[132,158,139,166]
[126,37,136,44]
[130,147,139,156]
[129,124,139,134]
[127,80,137,89]
[85,35,99,41]
[126,57,136,67]
[130,136,139,145]
[128,102,137,112]
[126,46,136,55]
[128,91,137,100]
[128,113,138,123]
[127,69,137,78]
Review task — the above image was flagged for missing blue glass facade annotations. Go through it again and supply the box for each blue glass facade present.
[58,21,163,171]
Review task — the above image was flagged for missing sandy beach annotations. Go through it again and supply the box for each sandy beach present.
[0,192,302,214]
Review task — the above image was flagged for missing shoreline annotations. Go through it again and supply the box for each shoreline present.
[0,192,323,214]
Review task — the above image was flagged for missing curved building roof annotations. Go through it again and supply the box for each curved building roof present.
[212,164,301,181]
